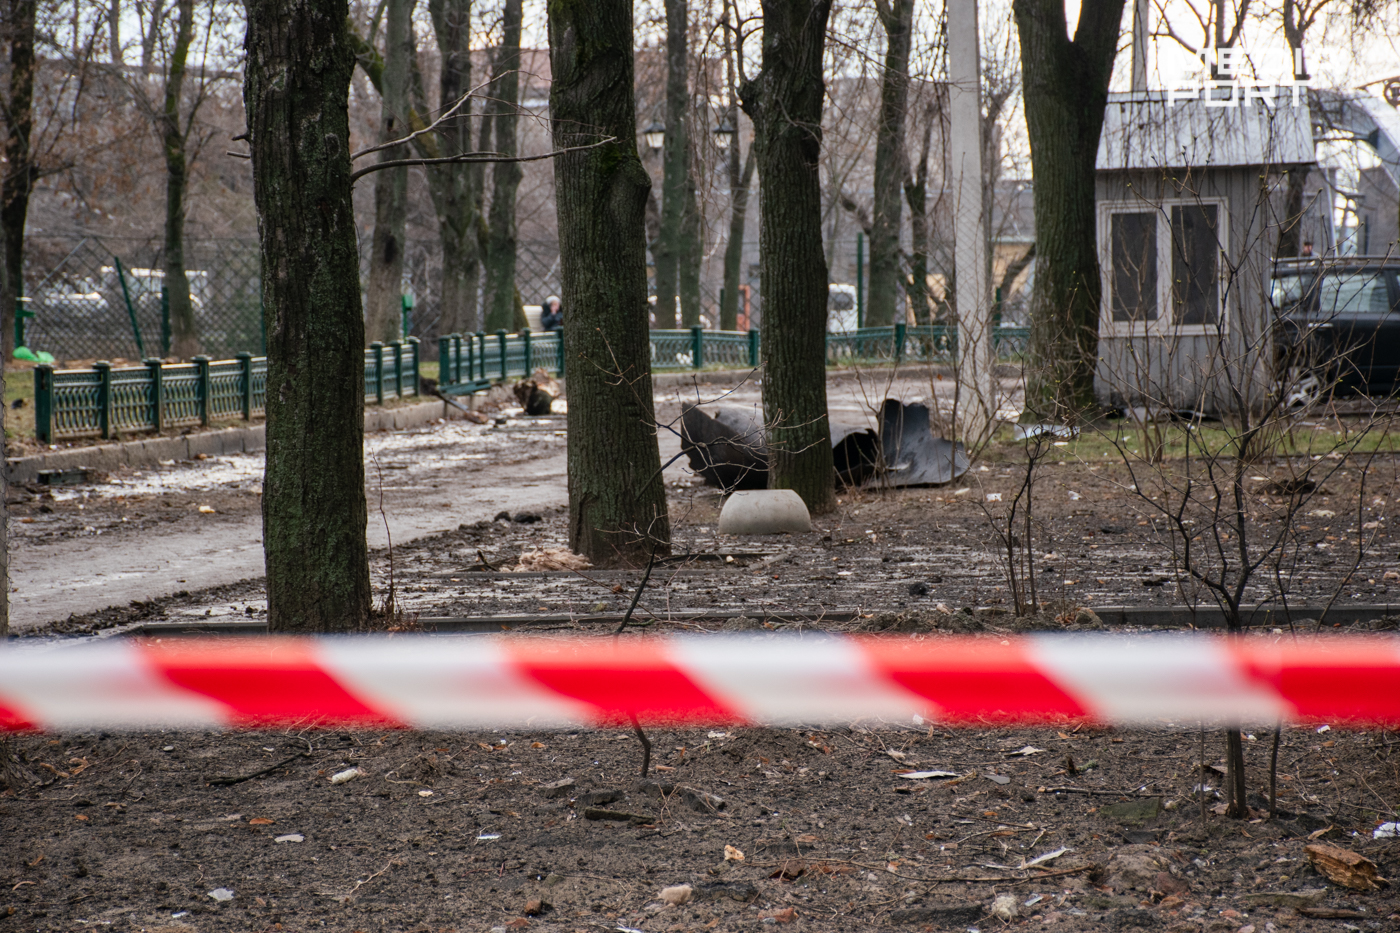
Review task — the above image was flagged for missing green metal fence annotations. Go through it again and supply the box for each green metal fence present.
[33,324,1033,441]
[35,339,420,442]
[435,330,566,395]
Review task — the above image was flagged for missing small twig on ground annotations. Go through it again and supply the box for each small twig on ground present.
[1270,723,1283,817]
[475,549,498,572]
[1039,786,1161,797]
[615,546,660,776]
[205,751,308,787]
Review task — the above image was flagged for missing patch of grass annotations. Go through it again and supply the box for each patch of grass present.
[987,415,1400,464]
[4,367,36,441]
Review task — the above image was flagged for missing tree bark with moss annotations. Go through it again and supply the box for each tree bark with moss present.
[245,0,371,631]
[549,0,671,566]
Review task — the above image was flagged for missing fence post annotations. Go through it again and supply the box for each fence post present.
[557,330,566,377]
[691,325,704,370]
[95,361,112,439]
[34,364,53,444]
[748,328,760,368]
[522,330,533,375]
[391,341,404,397]
[407,337,419,395]
[147,358,165,431]
[476,331,487,381]
[438,336,451,387]
[236,352,253,420]
[14,296,31,349]
[497,330,508,381]
[856,232,865,329]
[112,258,147,359]
[371,342,385,404]
[193,355,211,426]
[895,322,906,363]
[457,334,467,384]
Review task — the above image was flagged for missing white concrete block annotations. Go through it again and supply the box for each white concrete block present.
[717,489,812,535]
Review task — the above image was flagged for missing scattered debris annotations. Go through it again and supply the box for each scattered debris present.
[207,888,234,902]
[513,371,560,416]
[539,777,576,799]
[513,547,591,572]
[879,400,969,485]
[523,897,551,916]
[274,834,304,843]
[724,844,745,862]
[1021,847,1071,869]
[658,884,693,906]
[990,893,1019,921]
[1374,822,1399,839]
[758,907,797,923]
[1242,884,1326,908]
[1007,745,1045,757]
[897,770,959,780]
[583,807,653,824]
[1306,843,1387,891]
[329,767,364,785]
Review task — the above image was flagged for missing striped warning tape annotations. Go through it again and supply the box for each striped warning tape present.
[1,633,1397,731]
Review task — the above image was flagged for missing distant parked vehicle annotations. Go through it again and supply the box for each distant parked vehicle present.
[1271,258,1400,402]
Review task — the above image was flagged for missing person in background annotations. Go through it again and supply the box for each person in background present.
[1301,240,1314,257]
[541,295,563,332]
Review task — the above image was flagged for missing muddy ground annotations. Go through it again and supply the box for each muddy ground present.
[3,709,1400,932]
[6,377,1400,932]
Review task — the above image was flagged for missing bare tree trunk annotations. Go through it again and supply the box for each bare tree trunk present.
[364,0,414,345]
[1012,0,1125,421]
[741,0,835,514]
[679,171,702,327]
[868,0,914,328]
[163,0,199,359]
[1,0,37,361]
[903,135,930,324]
[482,0,523,333]
[721,146,755,330]
[246,0,372,632]
[549,0,672,566]
[654,0,691,330]
[424,0,482,335]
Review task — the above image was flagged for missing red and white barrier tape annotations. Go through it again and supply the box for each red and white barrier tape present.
[1,634,1397,732]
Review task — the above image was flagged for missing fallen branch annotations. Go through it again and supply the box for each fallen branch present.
[748,857,1092,885]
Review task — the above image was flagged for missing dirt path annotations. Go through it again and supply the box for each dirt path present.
[8,420,572,632]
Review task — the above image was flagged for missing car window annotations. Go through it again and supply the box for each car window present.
[1318,271,1391,318]
[829,292,854,312]
[1271,272,1314,312]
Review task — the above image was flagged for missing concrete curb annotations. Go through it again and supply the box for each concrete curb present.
[7,398,470,485]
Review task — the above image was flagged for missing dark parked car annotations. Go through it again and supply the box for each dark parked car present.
[1271,258,1400,400]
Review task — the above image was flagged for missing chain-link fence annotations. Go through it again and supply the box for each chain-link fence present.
[22,234,263,363]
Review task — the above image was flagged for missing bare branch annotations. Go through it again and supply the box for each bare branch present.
[348,136,617,183]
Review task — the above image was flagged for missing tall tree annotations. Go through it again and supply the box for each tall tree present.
[718,2,755,332]
[866,0,914,328]
[1012,0,1126,421]
[482,0,523,333]
[364,0,414,345]
[740,0,835,513]
[424,0,482,335]
[1,0,36,361]
[160,0,199,359]
[549,0,672,566]
[245,0,371,631]
[653,0,690,329]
